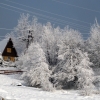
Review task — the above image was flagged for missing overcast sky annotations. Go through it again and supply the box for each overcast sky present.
[0,0,100,40]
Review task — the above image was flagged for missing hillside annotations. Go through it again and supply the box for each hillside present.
[0,73,100,100]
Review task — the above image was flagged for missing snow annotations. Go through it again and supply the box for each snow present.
[93,68,100,76]
[0,67,18,70]
[0,74,100,100]
[0,38,8,53]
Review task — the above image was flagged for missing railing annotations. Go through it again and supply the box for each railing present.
[0,70,23,75]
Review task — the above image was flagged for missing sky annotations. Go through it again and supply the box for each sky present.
[0,0,100,40]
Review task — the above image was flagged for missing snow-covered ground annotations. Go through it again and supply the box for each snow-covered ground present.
[0,73,100,100]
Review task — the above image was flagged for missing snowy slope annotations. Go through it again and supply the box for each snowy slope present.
[0,74,100,100]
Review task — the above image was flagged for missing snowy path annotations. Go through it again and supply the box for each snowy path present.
[0,74,100,100]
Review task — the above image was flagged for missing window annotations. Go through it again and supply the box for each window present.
[3,56,15,62]
[7,48,11,53]
[3,56,8,61]
[10,57,15,62]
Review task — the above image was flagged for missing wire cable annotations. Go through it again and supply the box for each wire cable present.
[0,6,78,30]
[5,0,91,25]
[0,6,90,34]
[0,28,14,31]
[0,3,90,32]
[51,0,100,13]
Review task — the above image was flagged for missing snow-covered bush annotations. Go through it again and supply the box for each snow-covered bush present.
[0,53,16,67]
[0,53,3,66]
[19,42,54,91]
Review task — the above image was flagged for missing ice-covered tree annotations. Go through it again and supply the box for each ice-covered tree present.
[41,22,59,66]
[53,48,77,89]
[9,14,45,54]
[52,27,94,90]
[75,51,94,90]
[53,48,95,90]
[30,17,43,43]
[19,42,53,91]
[13,13,31,52]
[86,19,100,68]
[51,27,82,89]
